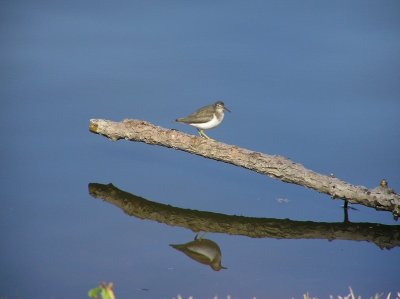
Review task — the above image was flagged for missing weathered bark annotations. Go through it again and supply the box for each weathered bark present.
[88,183,400,249]
[89,119,400,216]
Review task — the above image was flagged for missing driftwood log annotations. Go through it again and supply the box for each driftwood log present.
[89,119,400,216]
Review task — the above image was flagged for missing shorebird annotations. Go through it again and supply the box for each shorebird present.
[175,101,230,139]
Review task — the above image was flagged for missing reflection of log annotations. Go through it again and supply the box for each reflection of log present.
[89,119,400,216]
[88,183,400,250]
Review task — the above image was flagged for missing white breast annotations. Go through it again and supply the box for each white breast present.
[190,114,224,130]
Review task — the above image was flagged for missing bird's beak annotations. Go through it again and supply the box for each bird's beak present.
[224,106,231,112]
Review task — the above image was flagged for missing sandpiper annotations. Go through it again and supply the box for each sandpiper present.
[175,101,230,139]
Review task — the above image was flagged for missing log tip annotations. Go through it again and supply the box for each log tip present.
[89,120,99,133]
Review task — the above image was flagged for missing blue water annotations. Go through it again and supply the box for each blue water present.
[1,1,399,298]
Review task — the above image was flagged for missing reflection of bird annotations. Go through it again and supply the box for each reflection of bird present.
[170,235,227,271]
[175,101,230,140]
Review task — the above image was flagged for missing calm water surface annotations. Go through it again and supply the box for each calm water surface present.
[1,1,400,298]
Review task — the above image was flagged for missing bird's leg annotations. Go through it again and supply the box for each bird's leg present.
[195,232,207,240]
[198,129,213,140]
[197,129,207,138]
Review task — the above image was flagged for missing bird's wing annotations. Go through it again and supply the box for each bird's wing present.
[177,105,214,123]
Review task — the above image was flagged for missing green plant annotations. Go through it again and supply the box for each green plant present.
[88,282,115,299]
